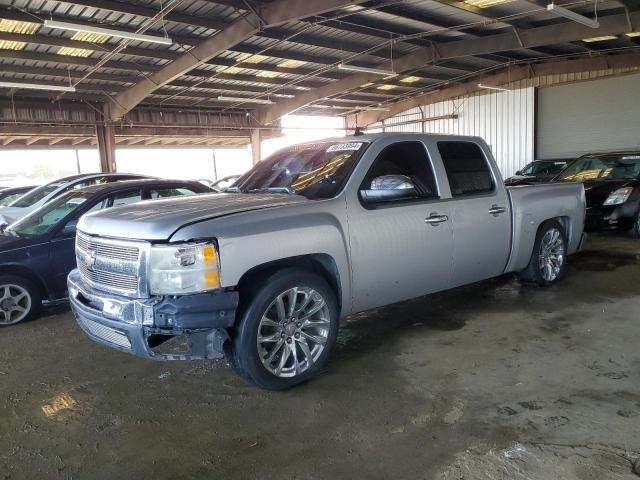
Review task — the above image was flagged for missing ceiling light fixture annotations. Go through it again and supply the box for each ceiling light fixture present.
[464,0,516,7]
[582,35,617,42]
[356,106,390,111]
[546,3,600,29]
[626,32,640,37]
[0,80,75,92]
[478,83,510,92]
[43,20,172,45]
[217,96,273,104]
[338,64,397,76]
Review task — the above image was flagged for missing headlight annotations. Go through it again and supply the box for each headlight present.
[149,242,220,295]
[603,187,633,206]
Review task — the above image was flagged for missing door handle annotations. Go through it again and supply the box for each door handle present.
[425,213,449,225]
[488,205,506,216]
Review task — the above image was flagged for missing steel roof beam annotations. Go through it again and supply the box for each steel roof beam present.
[106,0,371,121]
[58,0,228,30]
[347,51,640,127]
[256,10,640,124]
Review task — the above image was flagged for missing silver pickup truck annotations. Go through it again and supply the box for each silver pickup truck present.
[68,134,586,390]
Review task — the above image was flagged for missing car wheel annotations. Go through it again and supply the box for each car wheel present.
[630,212,640,239]
[517,220,567,287]
[228,269,339,390]
[0,275,41,326]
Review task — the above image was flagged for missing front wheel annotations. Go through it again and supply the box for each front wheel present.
[629,211,640,239]
[228,269,339,390]
[0,275,41,326]
[517,220,567,286]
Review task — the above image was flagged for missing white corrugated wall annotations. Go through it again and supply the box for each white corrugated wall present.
[375,87,535,178]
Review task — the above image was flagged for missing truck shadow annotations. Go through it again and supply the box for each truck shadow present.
[333,236,640,361]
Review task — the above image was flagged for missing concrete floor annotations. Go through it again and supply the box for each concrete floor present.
[1,234,640,479]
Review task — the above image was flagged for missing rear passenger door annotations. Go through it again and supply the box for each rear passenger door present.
[435,141,511,287]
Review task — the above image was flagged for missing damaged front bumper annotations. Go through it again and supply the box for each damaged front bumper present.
[67,269,238,360]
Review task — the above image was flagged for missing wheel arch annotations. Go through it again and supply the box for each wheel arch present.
[236,254,343,314]
[0,264,48,299]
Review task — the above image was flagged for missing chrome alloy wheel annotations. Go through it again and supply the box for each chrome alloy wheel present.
[257,287,331,378]
[538,228,565,282]
[0,284,31,325]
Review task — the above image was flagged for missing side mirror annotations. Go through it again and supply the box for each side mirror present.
[60,219,78,236]
[515,170,522,176]
[360,174,418,203]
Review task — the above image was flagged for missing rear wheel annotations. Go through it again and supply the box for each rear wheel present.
[228,269,339,390]
[0,275,41,326]
[517,220,566,286]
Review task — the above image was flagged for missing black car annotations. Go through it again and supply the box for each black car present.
[0,179,211,325]
[505,160,568,186]
[553,151,640,236]
[0,185,37,207]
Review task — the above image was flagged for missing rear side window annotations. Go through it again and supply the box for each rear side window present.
[438,141,494,196]
[149,187,198,199]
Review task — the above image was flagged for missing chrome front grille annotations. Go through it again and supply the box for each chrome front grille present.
[76,232,149,298]
[78,315,131,349]
[78,262,138,292]
[76,234,139,261]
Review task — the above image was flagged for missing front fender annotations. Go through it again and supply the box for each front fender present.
[169,198,353,315]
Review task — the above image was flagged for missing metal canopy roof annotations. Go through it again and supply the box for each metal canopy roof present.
[0,0,639,146]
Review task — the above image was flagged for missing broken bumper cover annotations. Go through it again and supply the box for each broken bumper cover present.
[67,269,238,360]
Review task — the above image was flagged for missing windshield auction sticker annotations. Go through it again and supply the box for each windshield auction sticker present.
[326,142,363,152]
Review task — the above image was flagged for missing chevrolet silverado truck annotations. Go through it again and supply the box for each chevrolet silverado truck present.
[68,134,586,390]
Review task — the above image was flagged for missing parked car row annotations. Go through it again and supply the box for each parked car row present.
[506,152,640,238]
[0,176,212,325]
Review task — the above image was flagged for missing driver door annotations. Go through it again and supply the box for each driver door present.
[347,141,454,312]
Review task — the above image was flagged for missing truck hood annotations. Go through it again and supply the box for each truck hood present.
[78,192,311,240]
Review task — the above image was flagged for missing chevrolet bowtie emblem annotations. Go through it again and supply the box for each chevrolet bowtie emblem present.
[83,250,96,270]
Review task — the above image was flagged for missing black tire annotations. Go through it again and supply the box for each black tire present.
[0,275,41,326]
[228,268,339,390]
[517,220,567,287]
[630,211,640,239]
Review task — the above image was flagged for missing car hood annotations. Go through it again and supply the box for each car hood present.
[78,192,312,240]
[582,179,638,206]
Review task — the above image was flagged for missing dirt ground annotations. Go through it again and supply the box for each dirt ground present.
[1,234,639,479]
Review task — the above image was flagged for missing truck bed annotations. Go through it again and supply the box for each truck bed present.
[504,182,585,273]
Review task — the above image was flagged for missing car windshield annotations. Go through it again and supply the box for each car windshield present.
[232,141,368,199]
[521,161,566,176]
[557,154,640,182]
[0,191,24,207]
[9,182,66,208]
[7,191,92,236]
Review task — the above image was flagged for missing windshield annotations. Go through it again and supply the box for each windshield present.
[521,161,566,176]
[557,154,640,182]
[7,191,92,236]
[232,141,368,199]
[0,191,25,207]
[10,182,66,208]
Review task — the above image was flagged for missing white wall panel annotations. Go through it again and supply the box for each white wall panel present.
[537,73,640,158]
[378,87,535,178]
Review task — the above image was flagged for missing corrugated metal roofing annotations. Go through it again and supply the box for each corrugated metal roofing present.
[0,0,637,119]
